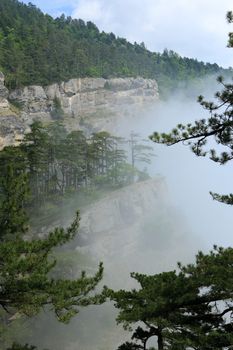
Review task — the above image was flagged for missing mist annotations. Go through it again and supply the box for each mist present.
[18,76,233,350]
[127,96,233,248]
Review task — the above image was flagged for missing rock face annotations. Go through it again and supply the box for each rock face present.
[41,177,200,350]
[0,73,27,149]
[9,77,158,122]
[73,178,200,350]
[0,72,10,112]
[76,177,199,288]
[78,177,169,287]
[0,74,159,149]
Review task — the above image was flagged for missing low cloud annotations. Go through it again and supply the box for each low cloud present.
[71,0,233,67]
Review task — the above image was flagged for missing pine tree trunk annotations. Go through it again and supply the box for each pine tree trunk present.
[157,331,163,350]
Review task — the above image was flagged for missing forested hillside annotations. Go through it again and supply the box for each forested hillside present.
[0,0,229,95]
[0,122,152,226]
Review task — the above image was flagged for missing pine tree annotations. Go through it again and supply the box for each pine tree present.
[0,147,29,241]
[128,132,154,170]
[150,13,233,205]
[107,246,233,350]
[109,12,233,350]
[0,145,104,348]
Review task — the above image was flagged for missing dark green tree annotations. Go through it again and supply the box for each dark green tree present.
[88,131,127,187]
[0,211,104,322]
[0,147,29,241]
[107,246,233,350]
[108,11,233,350]
[0,0,229,96]
[0,145,104,348]
[108,16,233,348]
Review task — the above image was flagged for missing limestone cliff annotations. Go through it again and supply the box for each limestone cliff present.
[0,73,26,149]
[0,74,159,148]
[75,177,199,288]
[49,177,201,350]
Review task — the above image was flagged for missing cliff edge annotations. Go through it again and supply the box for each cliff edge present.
[0,74,159,148]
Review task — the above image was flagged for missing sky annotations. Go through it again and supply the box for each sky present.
[22,0,233,68]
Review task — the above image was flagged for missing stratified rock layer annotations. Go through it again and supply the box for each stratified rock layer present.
[9,77,158,120]
[0,73,26,148]
[0,74,159,148]
[0,72,10,111]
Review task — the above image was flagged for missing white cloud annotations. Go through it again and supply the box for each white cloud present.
[72,0,113,29]
[24,0,233,67]
[71,0,233,67]
[72,0,104,22]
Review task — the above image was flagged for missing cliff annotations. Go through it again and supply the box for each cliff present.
[0,74,159,148]
[75,177,199,288]
[0,73,26,149]
[49,177,201,350]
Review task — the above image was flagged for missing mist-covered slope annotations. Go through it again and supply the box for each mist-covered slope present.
[26,177,202,350]
[78,177,202,284]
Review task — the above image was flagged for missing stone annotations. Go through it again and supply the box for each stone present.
[0,72,9,99]
[8,76,159,122]
[0,74,159,148]
[0,72,10,111]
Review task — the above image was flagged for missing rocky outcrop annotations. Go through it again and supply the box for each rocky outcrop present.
[55,177,201,350]
[0,73,27,149]
[0,116,26,149]
[9,77,158,120]
[0,74,159,149]
[80,176,167,239]
[0,72,9,108]
[75,177,199,289]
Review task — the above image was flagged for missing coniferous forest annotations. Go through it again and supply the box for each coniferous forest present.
[0,0,230,95]
[2,1,233,350]
[0,122,151,219]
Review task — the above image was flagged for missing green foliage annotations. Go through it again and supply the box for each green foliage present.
[0,123,150,218]
[118,14,233,349]
[0,209,104,322]
[0,0,229,96]
[0,139,106,348]
[150,75,233,205]
[0,147,29,241]
[0,310,27,350]
[150,13,233,205]
[227,11,233,47]
[0,124,154,347]
[107,246,233,349]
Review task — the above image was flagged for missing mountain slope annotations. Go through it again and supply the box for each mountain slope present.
[0,0,229,95]
[27,177,203,350]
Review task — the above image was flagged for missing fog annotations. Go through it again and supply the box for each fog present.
[118,95,233,248]
[19,77,233,350]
